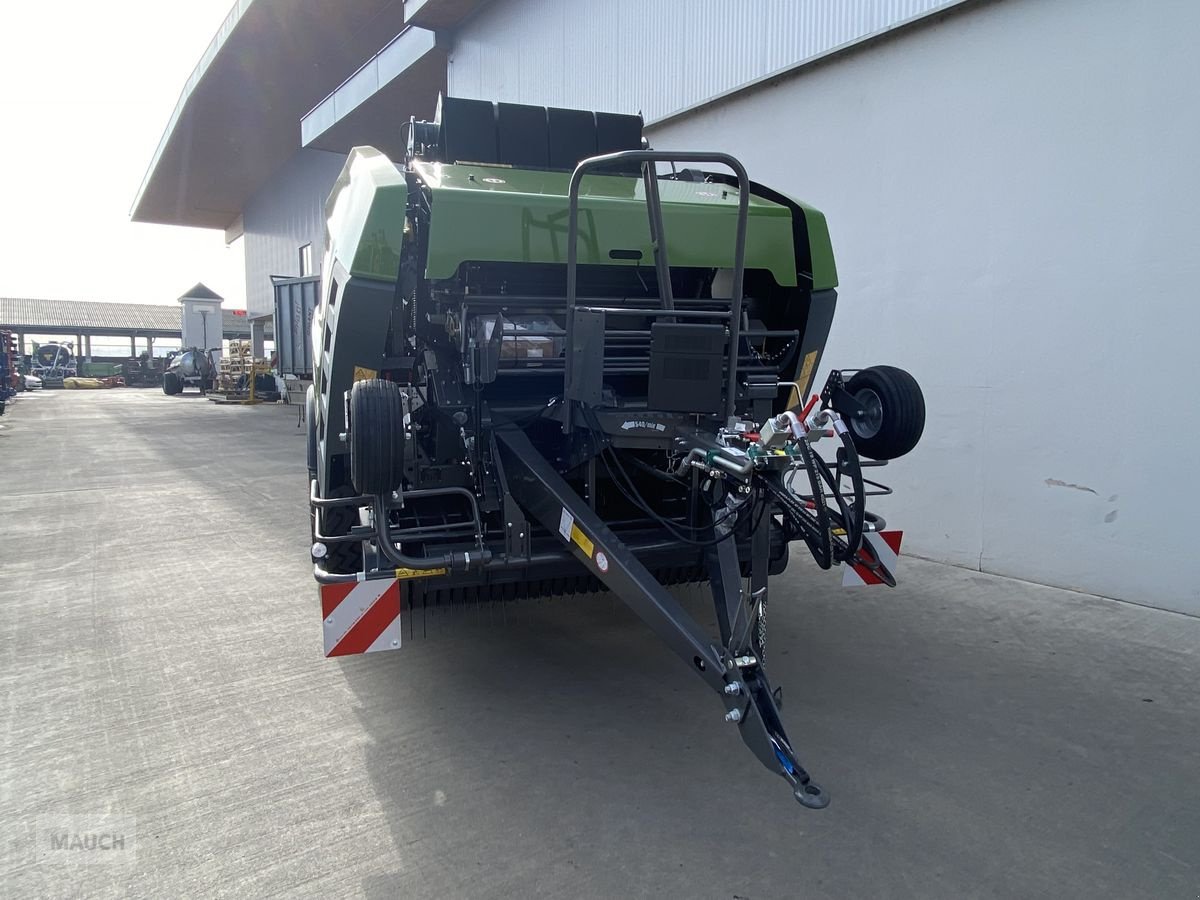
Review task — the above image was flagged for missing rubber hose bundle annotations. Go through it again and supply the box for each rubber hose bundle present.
[767,424,867,568]
[768,437,833,569]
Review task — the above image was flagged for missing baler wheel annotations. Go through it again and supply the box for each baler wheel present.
[349,379,406,496]
[305,384,318,482]
[318,483,362,575]
[845,366,924,460]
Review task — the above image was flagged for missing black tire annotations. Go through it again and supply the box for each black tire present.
[317,483,362,575]
[845,366,925,460]
[348,379,405,496]
[162,372,182,395]
[305,384,318,482]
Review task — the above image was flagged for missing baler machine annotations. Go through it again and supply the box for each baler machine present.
[307,97,925,808]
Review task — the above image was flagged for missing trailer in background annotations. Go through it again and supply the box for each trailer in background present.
[272,276,318,379]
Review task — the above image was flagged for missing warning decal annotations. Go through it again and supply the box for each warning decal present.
[570,524,594,559]
[843,531,903,586]
[558,508,594,558]
[395,567,447,580]
[788,350,820,407]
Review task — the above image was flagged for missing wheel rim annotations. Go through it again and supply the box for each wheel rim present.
[851,388,883,439]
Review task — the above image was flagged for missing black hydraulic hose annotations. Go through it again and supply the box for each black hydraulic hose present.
[792,437,833,569]
[601,448,743,548]
[371,497,491,572]
[580,414,743,547]
[776,412,868,565]
[832,429,866,561]
[803,425,866,563]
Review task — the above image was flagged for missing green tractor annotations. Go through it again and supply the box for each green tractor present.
[307,96,925,808]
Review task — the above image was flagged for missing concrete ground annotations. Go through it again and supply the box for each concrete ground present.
[0,389,1197,899]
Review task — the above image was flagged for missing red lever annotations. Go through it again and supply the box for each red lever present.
[799,394,820,420]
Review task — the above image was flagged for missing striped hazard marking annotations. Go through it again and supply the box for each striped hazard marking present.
[320,579,402,657]
[842,531,903,587]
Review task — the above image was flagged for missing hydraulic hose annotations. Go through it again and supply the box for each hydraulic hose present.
[372,497,492,572]
[807,424,865,563]
[831,425,866,561]
[762,407,870,569]
[769,436,832,569]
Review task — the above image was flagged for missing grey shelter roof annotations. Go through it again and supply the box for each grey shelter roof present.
[0,298,271,340]
[179,283,224,302]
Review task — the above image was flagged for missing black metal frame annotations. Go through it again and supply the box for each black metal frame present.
[565,150,752,422]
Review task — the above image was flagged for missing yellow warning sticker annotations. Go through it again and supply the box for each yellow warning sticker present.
[790,350,819,406]
[558,508,594,558]
[570,523,594,559]
[395,567,447,580]
[353,366,378,383]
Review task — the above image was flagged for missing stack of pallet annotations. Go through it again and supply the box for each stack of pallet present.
[217,342,271,393]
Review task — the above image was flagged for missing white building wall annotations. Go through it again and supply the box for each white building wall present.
[242,148,347,316]
[449,0,968,120]
[648,0,1200,614]
[449,0,1200,614]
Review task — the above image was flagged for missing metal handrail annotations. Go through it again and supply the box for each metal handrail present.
[565,149,752,420]
[574,305,731,319]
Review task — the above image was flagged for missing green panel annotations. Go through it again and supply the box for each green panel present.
[78,362,122,377]
[799,205,838,290]
[325,148,408,282]
[414,162,799,286]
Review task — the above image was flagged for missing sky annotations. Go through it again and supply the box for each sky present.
[0,0,247,308]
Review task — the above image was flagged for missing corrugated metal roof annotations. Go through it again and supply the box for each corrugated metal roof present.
[0,297,272,338]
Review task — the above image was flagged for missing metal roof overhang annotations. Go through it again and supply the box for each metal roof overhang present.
[301,27,447,160]
[131,0,409,230]
[404,0,492,29]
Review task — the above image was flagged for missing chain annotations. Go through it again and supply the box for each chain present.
[747,336,798,366]
[756,595,767,662]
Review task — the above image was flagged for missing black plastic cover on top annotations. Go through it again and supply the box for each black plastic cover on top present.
[424,94,644,171]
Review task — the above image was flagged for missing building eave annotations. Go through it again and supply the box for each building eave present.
[131,0,409,230]
[301,27,447,159]
[404,0,493,30]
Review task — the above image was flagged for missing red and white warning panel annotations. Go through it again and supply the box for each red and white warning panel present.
[320,579,402,657]
[842,531,903,587]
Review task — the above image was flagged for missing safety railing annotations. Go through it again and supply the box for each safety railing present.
[564,150,752,420]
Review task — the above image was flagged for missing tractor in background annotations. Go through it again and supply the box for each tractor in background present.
[162,348,217,395]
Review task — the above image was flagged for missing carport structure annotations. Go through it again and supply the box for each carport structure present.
[0,295,272,359]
